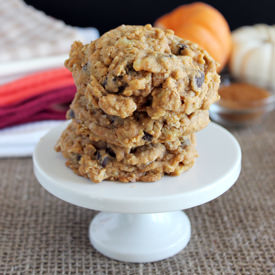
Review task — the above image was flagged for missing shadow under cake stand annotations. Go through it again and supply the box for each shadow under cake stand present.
[33,122,241,263]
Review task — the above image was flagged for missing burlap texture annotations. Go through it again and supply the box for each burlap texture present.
[0,113,274,274]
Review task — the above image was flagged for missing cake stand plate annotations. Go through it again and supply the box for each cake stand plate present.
[33,122,241,263]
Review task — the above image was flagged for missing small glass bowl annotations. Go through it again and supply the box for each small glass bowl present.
[210,75,275,127]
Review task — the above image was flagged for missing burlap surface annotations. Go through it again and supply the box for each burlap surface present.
[0,113,275,274]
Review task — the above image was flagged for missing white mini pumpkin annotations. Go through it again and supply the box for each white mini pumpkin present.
[229,24,275,89]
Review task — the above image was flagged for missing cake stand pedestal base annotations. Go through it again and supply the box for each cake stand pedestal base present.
[89,211,191,263]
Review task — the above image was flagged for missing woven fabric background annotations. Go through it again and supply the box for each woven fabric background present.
[0,114,275,274]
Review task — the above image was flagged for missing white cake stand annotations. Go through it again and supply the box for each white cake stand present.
[33,122,241,263]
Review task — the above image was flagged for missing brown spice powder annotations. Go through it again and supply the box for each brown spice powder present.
[219,83,270,109]
[217,82,271,123]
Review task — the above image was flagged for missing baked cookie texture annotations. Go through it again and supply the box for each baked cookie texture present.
[55,24,220,182]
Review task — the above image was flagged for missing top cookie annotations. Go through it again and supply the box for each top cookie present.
[65,24,219,120]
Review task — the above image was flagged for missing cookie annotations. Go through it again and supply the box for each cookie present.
[56,24,220,183]
[55,120,197,182]
[68,98,209,148]
[66,25,219,118]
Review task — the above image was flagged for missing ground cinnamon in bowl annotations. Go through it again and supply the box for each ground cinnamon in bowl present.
[219,83,271,108]
[210,82,275,126]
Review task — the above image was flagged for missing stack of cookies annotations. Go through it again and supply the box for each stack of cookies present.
[55,25,220,182]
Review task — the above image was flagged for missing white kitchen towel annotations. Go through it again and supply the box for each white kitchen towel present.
[0,27,99,82]
[0,0,99,80]
[0,120,63,157]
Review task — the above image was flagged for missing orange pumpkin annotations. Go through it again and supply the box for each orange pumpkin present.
[155,2,232,72]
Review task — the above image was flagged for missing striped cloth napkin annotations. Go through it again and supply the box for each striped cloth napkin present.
[0,68,76,158]
[0,68,76,129]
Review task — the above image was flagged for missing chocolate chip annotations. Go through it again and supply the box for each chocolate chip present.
[195,72,205,88]
[178,43,188,54]
[130,147,138,154]
[168,54,173,58]
[76,154,81,161]
[101,157,109,168]
[112,75,123,82]
[95,151,101,160]
[106,147,116,158]
[95,150,111,167]
[82,63,88,71]
[118,85,125,94]
[102,78,107,88]
[143,131,153,142]
[102,76,121,89]
[144,96,152,107]
[126,64,134,73]
[68,109,75,119]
